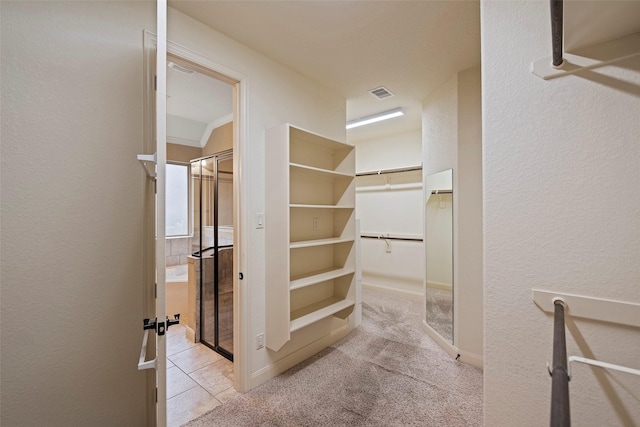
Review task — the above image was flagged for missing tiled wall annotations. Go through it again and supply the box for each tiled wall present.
[166,237,193,266]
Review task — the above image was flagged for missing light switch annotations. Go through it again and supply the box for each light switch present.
[256,213,265,229]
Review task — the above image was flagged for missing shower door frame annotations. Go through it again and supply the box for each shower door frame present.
[194,150,234,362]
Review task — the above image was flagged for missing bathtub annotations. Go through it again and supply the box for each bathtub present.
[166,264,188,325]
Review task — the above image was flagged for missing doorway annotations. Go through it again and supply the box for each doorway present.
[162,47,244,424]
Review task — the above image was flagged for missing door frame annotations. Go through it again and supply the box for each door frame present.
[143,27,250,423]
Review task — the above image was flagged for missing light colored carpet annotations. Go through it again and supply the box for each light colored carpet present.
[184,288,483,426]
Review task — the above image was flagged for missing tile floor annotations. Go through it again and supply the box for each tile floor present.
[166,325,239,427]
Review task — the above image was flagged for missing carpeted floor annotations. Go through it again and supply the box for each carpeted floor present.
[185,288,483,426]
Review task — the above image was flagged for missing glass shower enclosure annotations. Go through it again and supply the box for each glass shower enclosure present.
[191,150,234,361]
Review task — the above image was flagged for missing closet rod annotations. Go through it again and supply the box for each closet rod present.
[430,190,452,194]
[361,234,423,242]
[550,0,564,67]
[356,165,422,177]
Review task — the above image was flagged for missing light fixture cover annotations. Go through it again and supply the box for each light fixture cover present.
[346,107,405,130]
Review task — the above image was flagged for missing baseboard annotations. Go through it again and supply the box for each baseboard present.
[458,350,483,370]
[185,325,195,343]
[421,321,483,370]
[249,324,351,389]
[363,282,422,300]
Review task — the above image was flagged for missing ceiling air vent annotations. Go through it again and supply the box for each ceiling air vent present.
[369,86,394,99]
[168,61,195,75]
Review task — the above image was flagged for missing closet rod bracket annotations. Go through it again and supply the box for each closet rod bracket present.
[137,152,157,178]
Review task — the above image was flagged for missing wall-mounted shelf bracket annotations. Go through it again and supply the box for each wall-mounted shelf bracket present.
[137,152,157,178]
[532,289,640,328]
[531,32,640,80]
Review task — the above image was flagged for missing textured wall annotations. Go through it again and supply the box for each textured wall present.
[1,2,154,425]
[482,1,640,425]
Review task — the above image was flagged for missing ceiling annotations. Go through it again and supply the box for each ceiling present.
[167,64,232,124]
[165,1,640,145]
[168,0,481,143]
[166,63,233,147]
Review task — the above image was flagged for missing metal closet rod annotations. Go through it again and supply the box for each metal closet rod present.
[360,233,423,242]
[550,0,564,67]
[431,190,452,194]
[356,165,422,177]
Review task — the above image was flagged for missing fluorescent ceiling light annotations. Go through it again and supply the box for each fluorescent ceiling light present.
[346,107,405,130]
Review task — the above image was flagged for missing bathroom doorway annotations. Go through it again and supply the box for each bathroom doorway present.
[167,42,248,402]
[163,47,245,424]
[191,151,234,361]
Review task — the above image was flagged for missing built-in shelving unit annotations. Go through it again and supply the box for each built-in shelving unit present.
[266,124,356,352]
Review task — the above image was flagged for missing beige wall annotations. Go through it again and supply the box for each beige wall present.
[1,2,154,425]
[422,66,483,366]
[168,143,202,163]
[482,1,640,424]
[202,121,233,157]
[167,121,233,162]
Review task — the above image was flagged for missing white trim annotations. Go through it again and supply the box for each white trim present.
[166,135,201,147]
[199,113,234,148]
[458,350,483,370]
[421,321,482,369]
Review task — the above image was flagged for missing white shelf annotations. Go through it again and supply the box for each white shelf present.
[290,298,355,333]
[290,163,353,179]
[290,237,354,249]
[290,204,355,209]
[290,267,356,290]
[266,123,356,352]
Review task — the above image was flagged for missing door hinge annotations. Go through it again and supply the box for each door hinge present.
[154,282,157,299]
[154,75,157,91]
[155,387,158,403]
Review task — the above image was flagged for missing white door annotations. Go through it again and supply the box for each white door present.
[155,0,168,425]
[138,1,168,426]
